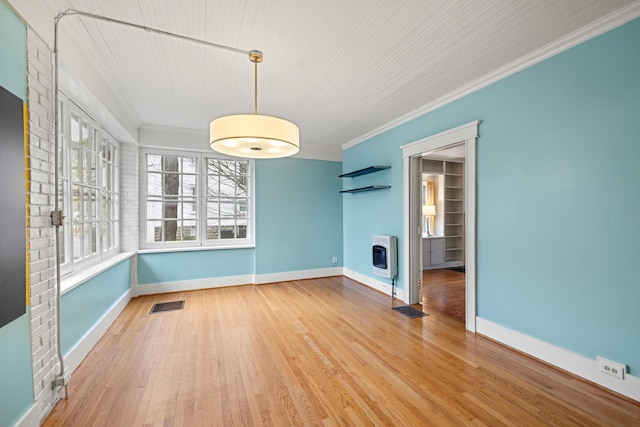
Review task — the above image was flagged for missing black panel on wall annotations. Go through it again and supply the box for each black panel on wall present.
[0,85,27,329]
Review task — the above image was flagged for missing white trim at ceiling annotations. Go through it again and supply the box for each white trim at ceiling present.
[342,1,640,151]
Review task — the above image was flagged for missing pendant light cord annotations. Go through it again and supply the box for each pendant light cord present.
[254,60,258,114]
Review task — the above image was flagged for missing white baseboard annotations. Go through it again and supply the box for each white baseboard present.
[343,268,405,302]
[476,317,640,402]
[254,267,343,285]
[14,403,39,427]
[64,289,132,374]
[135,274,255,295]
[135,269,345,294]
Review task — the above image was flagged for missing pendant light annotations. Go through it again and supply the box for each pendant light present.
[210,51,299,159]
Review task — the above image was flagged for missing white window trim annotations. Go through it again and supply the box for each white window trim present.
[139,147,255,250]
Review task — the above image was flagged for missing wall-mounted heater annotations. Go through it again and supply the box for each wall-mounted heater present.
[372,235,397,278]
[373,235,398,299]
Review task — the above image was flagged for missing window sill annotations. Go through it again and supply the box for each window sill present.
[137,245,255,255]
[60,252,136,295]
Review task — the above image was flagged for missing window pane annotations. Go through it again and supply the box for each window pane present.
[73,223,82,260]
[147,220,162,242]
[82,189,89,221]
[237,219,247,238]
[71,147,80,182]
[83,224,90,257]
[113,221,119,248]
[219,176,235,198]
[90,189,97,220]
[102,223,108,251]
[206,220,219,239]
[147,200,162,219]
[72,187,81,221]
[237,161,249,176]
[220,219,235,239]
[207,201,219,218]
[102,196,108,220]
[90,223,97,255]
[182,157,196,174]
[164,172,180,196]
[207,175,219,197]
[219,160,236,175]
[182,220,197,241]
[220,200,234,218]
[113,194,119,221]
[236,176,247,197]
[147,173,162,196]
[147,154,162,172]
[182,200,197,220]
[164,199,178,218]
[81,122,89,147]
[163,156,179,172]
[182,174,196,196]
[236,199,248,217]
[71,114,80,143]
[83,151,90,183]
[207,159,219,174]
[164,220,178,241]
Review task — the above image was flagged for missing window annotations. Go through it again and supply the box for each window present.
[141,150,253,249]
[58,93,120,274]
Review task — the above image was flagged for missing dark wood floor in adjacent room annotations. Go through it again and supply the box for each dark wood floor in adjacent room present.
[43,276,639,426]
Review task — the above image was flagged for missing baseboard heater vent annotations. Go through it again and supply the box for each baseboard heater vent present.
[150,300,185,314]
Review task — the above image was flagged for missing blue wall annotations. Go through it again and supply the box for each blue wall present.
[255,158,343,274]
[342,141,403,287]
[0,313,33,427]
[343,19,640,374]
[138,248,254,284]
[0,0,25,98]
[61,258,131,355]
[0,2,33,426]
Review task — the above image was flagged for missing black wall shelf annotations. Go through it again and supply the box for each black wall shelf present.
[339,165,390,178]
[339,165,391,194]
[339,185,391,194]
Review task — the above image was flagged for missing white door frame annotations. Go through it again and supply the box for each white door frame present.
[401,120,479,332]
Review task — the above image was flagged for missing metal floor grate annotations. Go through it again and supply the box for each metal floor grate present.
[392,305,429,319]
[150,300,185,314]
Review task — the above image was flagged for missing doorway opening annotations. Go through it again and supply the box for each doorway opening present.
[421,147,466,322]
[401,120,478,332]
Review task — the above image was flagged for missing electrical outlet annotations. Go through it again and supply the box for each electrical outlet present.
[332,256,337,266]
[597,356,625,380]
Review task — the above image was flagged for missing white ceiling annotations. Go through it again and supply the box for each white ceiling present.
[45,0,637,150]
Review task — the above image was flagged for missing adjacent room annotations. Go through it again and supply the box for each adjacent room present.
[1,1,639,426]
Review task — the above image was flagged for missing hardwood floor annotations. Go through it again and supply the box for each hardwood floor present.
[43,276,639,426]
[422,269,466,322]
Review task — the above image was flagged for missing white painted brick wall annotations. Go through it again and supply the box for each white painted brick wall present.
[26,22,142,423]
[26,27,60,422]
[120,142,139,253]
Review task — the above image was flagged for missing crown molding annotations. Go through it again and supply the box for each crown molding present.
[342,2,640,151]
